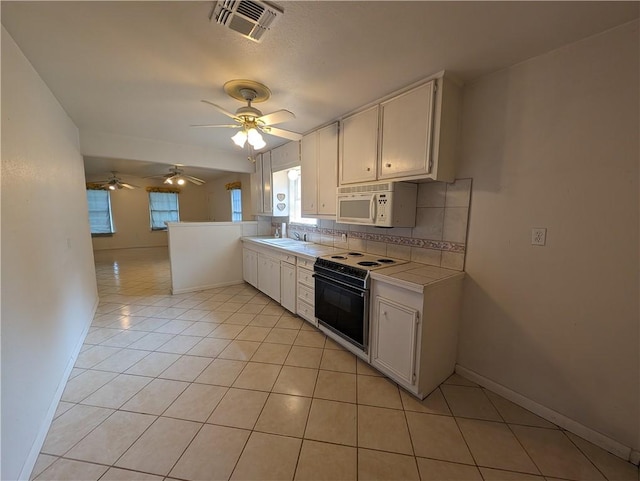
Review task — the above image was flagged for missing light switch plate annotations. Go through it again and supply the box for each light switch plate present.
[531,228,547,246]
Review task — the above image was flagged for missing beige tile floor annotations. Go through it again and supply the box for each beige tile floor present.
[32,247,639,481]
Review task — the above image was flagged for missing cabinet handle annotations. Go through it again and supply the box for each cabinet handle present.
[366,167,371,171]
[382,311,388,317]
[385,163,392,168]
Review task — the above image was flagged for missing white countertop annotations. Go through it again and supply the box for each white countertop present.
[371,262,464,292]
[241,236,347,261]
[242,236,464,290]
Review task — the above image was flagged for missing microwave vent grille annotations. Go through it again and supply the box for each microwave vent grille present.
[338,183,392,194]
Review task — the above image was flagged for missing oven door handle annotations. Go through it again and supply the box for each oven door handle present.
[312,273,367,297]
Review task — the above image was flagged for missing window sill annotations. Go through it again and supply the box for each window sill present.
[91,233,114,238]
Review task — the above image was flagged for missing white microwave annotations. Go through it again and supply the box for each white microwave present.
[336,182,417,227]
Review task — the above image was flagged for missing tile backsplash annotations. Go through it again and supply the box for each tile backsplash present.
[264,179,472,271]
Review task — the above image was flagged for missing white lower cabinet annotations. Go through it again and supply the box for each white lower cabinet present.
[370,275,463,399]
[242,247,258,288]
[280,260,296,314]
[372,297,419,385]
[257,251,281,302]
[296,257,317,326]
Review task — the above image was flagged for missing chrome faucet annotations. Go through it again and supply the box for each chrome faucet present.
[294,232,301,240]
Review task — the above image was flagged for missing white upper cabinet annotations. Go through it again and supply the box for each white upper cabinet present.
[251,153,264,215]
[271,141,300,171]
[302,122,338,217]
[339,72,461,185]
[379,80,435,179]
[262,151,273,215]
[301,130,318,215]
[316,123,339,215]
[251,151,273,215]
[339,106,379,185]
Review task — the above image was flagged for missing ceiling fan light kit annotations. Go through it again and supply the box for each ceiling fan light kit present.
[161,166,206,186]
[192,79,302,158]
[95,172,139,190]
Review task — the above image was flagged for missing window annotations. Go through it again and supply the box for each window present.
[86,189,114,235]
[288,167,317,225]
[230,189,242,222]
[149,191,179,230]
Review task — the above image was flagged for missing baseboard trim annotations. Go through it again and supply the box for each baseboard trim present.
[171,280,245,295]
[455,364,634,463]
[19,297,98,481]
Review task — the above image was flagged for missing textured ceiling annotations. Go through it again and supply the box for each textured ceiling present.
[2,1,638,178]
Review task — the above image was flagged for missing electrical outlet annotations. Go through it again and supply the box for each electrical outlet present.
[341,233,347,242]
[531,228,547,246]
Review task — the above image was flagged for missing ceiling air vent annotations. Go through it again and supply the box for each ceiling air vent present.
[211,0,283,43]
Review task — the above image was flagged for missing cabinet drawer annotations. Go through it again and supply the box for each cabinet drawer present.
[297,267,314,287]
[297,283,315,306]
[282,254,297,264]
[297,298,317,325]
[297,258,314,269]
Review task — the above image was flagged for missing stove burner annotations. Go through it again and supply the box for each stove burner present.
[348,252,364,257]
[358,261,381,267]
[331,255,347,259]
[377,259,396,264]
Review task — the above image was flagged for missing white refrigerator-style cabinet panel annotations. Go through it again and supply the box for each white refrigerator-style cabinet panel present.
[379,80,435,179]
[339,106,378,185]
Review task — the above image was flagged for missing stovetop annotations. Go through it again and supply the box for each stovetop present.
[318,251,408,271]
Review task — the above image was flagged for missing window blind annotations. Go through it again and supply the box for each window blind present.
[86,189,114,234]
[149,191,179,230]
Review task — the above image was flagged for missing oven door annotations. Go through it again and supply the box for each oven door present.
[314,272,369,352]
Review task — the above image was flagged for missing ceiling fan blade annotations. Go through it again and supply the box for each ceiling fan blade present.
[261,125,303,141]
[185,175,206,185]
[190,123,241,129]
[120,182,138,189]
[257,109,296,126]
[200,100,239,120]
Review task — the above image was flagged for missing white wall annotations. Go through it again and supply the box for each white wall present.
[1,27,99,480]
[456,20,639,454]
[87,174,209,251]
[167,222,255,294]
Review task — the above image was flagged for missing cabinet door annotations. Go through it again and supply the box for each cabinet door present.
[267,255,281,302]
[242,248,258,287]
[379,81,435,179]
[340,106,378,185]
[317,122,338,215]
[280,262,296,313]
[251,155,264,215]
[262,151,273,214]
[371,296,419,385]
[257,253,270,294]
[300,131,318,215]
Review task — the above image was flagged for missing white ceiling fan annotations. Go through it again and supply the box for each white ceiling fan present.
[191,79,302,158]
[96,172,139,190]
[150,165,206,186]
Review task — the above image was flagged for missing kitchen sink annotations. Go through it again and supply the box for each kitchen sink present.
[261,238,312,246]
